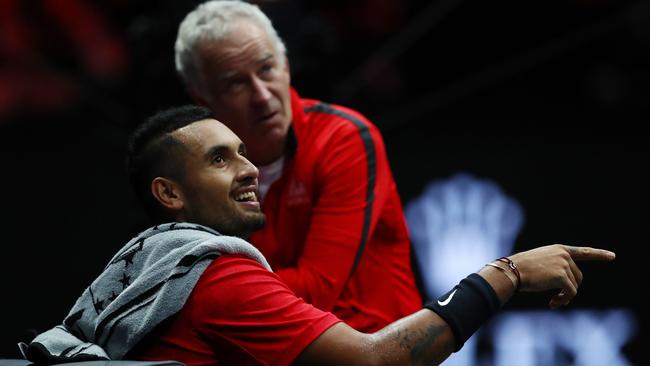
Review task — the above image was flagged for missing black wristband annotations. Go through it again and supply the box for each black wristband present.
[423,273,501,351]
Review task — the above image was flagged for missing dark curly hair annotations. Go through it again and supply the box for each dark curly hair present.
[126,105,215,220]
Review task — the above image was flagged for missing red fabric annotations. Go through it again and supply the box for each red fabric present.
[132,255,340,366]
[249,88,422,332]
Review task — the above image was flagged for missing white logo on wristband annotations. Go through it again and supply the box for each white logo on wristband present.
[437,289,457,306]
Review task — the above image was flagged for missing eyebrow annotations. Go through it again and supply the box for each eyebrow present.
[218,53,275,81]
[260,53,273,64]
[205,143,246,160]
[205,144,229,160]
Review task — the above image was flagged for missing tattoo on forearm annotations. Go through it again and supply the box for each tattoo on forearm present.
[395,325,446,365]
[395,329,413,350]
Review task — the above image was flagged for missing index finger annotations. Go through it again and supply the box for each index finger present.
[565,246,616,261]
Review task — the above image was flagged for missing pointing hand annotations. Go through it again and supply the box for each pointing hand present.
[508,244,615,308]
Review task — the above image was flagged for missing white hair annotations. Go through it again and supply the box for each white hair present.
[175,0,287,99]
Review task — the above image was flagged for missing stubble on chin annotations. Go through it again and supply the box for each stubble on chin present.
[239,213,266,239]
[220,211,266,239]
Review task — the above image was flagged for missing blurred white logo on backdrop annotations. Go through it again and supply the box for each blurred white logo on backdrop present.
[405,173,635,366]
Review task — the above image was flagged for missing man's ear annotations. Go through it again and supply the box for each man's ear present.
[151,177,185,212]
[284,56,291,81]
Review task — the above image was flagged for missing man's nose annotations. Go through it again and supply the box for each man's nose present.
[251,76,272,104]
[236,157,259,182]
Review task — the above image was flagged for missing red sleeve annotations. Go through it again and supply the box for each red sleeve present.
[275,111,393,310]
[192,255,341,366]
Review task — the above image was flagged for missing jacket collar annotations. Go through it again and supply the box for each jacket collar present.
[286,86,301,157]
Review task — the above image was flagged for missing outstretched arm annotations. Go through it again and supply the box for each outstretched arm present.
[296,245,615,365]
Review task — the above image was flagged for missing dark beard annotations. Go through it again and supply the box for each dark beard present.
[212,212,266,239]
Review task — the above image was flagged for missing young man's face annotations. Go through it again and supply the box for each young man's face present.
[194,19,292,166]
[172,119,265,237]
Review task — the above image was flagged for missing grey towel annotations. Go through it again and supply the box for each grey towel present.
[22,222,270,363]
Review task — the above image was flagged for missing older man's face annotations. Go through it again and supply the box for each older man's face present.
[195,19,292,166]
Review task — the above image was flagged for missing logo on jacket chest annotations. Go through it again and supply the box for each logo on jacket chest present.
[286,179,311,207]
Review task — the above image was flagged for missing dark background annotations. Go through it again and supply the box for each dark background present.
[1,0,648,362]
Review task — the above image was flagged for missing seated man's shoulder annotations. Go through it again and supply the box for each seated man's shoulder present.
[188,255,289,314]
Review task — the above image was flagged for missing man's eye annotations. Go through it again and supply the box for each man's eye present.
[259,64,274,77]
[227,79,246,93]
[213,155,225,164]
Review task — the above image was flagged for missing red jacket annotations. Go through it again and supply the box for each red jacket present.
[250,89,422,331]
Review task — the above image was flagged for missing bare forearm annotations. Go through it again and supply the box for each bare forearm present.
[298,269,508,366]
[297,310,456,366]
[367,310,456,366]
